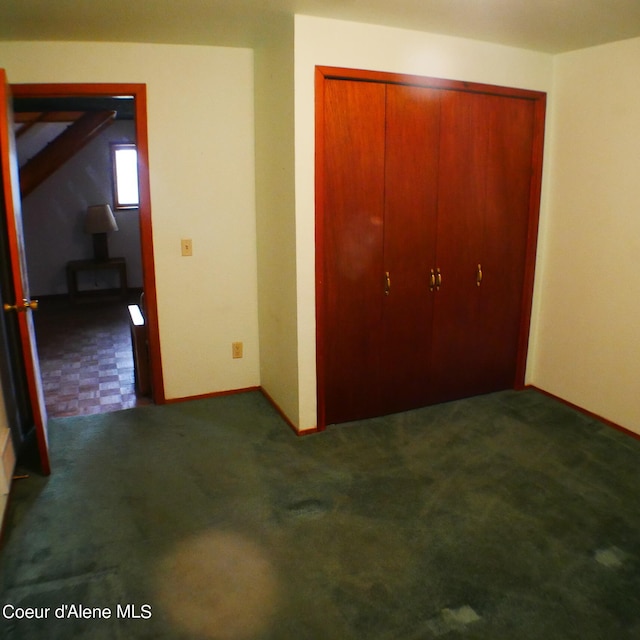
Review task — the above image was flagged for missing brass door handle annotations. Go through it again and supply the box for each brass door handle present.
[384,271,391,296]
[429,268,436,292]
[476,263,483,287]
[435,268,442,291]
[3,299,39,312]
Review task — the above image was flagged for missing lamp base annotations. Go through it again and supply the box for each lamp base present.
[92,233,110,261]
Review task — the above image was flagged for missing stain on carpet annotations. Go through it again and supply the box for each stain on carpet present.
[424,604,482,636]
[594,546,628,568]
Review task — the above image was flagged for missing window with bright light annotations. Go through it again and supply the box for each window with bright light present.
[111,143,139,209]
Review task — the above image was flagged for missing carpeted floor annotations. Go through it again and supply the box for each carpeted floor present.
[1,389,640,639]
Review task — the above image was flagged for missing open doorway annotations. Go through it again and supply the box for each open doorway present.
[10,83,164,419]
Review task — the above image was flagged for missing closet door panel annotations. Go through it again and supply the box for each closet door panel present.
[478,95,535,389]
[429,90,488,402]
[322,79,387,424]
[381,84,441,413]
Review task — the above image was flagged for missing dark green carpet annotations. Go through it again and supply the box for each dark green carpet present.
[2,389,640,639]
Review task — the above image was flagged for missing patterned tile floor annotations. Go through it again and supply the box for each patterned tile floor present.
[33,295,152,418]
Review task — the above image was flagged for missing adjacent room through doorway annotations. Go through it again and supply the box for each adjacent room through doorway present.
[13,94,147,418]
[7,82,162,430]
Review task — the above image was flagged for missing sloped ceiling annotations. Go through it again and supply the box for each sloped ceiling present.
[1,0,640,54]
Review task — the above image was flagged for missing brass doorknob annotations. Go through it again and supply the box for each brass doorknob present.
[3,299,39,312]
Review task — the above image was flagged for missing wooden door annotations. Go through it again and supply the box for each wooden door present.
[431,89,538,402]
[380,84,440,414]
[429,89,487,403]
[0,69,50,475]
[320,78,386,424]
[476,94,535,390]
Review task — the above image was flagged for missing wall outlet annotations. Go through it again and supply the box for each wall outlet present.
[181,239,193,256]
[232,342,243,359]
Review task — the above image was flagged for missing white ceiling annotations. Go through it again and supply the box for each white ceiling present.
[1,0,640,54]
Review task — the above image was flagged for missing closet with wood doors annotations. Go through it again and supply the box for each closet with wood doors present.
[316,67,546,427]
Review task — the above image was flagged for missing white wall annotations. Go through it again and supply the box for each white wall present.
[530,37,640,434]
[254,17,300,424]
[293,15,554,430]
[21,120,143,296]
[0,41,259,400]
[4,26,636,436]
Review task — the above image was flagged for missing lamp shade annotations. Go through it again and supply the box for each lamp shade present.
[84,204,118,234]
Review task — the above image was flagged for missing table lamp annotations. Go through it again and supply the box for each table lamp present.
[84,204,118,261]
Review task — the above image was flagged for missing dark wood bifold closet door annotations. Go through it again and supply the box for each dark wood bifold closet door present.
[322,79,386,424]
[317,67,546,427]
[477,94,536,391]
[429,91,536,402]
[322,81,441,423]
[428,90,487,403]
[380,84,440,414]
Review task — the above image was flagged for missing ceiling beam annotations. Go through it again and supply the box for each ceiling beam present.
[15,111,86,124]
[19,110,117,199]
[14,97,134,120]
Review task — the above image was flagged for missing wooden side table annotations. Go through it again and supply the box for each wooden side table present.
[66,257,128,303]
